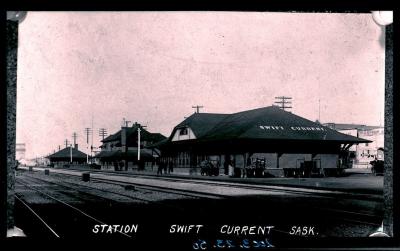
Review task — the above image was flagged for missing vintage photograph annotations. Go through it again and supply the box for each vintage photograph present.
[5,10,394,248]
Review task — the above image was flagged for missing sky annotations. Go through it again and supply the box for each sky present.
[15,12,386,159]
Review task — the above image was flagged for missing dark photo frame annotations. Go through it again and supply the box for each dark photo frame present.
[2,2,397,250]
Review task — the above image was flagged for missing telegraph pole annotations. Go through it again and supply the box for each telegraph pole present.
[138,127,141,161]
[137,124,147,162]
[99,128,108,140]
[91,115,93,163]
[274,96,292,111]
[84,128,92,164]
[192,105,204,113]
[72,132,77,146]
[318,98,321,123]
[70,144,72,163]
[84,128,91,145]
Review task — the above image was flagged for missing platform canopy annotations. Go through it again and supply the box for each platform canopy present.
[95,149,153,161]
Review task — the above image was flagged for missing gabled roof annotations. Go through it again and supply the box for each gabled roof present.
[139,132,166,143]
[102,124,166,144]
[47,147,87,159]
[171,113,228,139]
[102,131,121,142]
[168,106,371,144]
[147,138,169,149]
[203,106,369,143]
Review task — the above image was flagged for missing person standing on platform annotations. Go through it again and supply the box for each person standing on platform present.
[157,160,163,175]
[168,160,173,174]
[163,159,168,174]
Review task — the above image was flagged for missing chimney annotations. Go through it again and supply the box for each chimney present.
[74,144,78,150]
[121,127,127,152]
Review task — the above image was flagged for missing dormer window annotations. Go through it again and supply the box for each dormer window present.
[172,126,196,141]
[179,128,188,136]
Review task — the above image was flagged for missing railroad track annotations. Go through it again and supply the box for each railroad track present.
[18,169,383,232]
[34,168,382,203]
[105,175,382,227]
[14,194,60,238]
[19,174,221,213]
[44,167,383,202]
[15,178,133,238]
[21,172,224,200]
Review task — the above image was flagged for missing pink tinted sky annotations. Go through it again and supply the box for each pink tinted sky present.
[16,12,385,159]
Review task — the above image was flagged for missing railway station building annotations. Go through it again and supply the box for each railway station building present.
[95,123,166,171]
[47,145,87,167]
[156,106,371,177]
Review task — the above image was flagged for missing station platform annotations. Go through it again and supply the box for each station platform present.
[20,165,383,195]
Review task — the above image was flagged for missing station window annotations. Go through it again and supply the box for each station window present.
[179,128,188,136]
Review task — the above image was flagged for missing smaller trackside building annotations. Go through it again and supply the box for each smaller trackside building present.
[156,106,371,177]
[47,145,87,167]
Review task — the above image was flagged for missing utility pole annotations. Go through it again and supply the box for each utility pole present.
[318,98,321,123]
[274,96,292,111]
[72,132,78,146]
[84,128,92,164]
[91,115,94,164]
[137,124,147,162]
[84,128,91,145]
[192,105,204,113]
[99,128,108,140]
[70,144,72,164]
[90,113,94,163]
[138,127,141,162]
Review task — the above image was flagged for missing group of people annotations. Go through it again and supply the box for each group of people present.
[200,160,221,176]
[157,160,174,175]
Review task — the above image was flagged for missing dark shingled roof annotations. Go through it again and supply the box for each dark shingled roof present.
[102,131,120,142]
[147,138,169,149]
[102,124,166,144]
[169,106,371,144]
[171,113,228,139]
[47,147,87,159]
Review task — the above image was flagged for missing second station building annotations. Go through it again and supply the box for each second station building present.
[95,122,166,171]
[156,106,371,177]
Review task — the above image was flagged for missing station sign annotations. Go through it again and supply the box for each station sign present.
[259,125,326,131]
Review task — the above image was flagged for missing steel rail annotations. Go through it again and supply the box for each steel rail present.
[14,194,60,238]
[21,170,382,228]
[16,179,132,238]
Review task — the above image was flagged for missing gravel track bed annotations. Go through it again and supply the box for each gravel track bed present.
[18,170,198,203]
